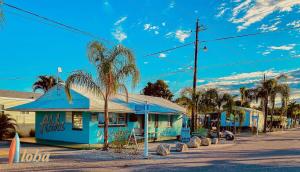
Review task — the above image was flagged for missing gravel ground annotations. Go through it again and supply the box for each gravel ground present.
[0,128,300,172]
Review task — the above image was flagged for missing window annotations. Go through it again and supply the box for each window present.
[66,112,72,123]
[98,113,127,127]
[91,113,98,122]
[167,115,173,128]
[72,112,83,130]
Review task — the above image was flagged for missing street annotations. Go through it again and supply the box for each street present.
[1,128,300,172]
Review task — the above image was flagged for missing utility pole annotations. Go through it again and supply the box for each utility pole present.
[191,18,199,133]
[263,73,268,133]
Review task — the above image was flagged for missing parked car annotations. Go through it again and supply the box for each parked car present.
[220,130,235,140]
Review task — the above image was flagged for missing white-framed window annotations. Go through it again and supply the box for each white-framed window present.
[167,115,173,128]
[72,112,83,130]
[98,113,127,127]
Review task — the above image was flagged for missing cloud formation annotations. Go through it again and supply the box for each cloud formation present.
[269,44,296,51]
[175,30,191,42]
[229,0,300,31]
[114,16,127,26]
[112,28,127,42]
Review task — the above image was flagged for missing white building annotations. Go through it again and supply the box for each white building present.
[0,90,41,136]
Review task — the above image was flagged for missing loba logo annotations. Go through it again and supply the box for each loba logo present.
[21,149,50,163]
[8,133,51,164]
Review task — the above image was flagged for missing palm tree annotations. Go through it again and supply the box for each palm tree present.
[287,101,300,127]
[222,94,237,133]
[176,88,203,130]
[240,87,246,106]
[0,114,17,140]
[205,88,231,138]
[33,75,58,93]
[65,41,139,150]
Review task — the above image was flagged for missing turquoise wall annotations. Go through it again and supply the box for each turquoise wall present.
[36,111,182,144]
[36,111,90,143]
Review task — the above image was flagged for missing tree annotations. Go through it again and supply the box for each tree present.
[142,80,173,100]
[65,41,139,150]
[33,75,58,93]
[0,114,17,140]
[287,101,300,127]
[204,88,231,138]
[240,87,246,106]
[0,0,4,24]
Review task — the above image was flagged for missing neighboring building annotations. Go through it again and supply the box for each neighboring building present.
[0,90,41,136]
[221,106,265,132]
[9,85,185,144]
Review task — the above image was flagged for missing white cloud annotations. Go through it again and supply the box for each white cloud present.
[218,70,278,81]
[216,3,229,18]
[165,32,174,38]
[144,23,159,35]
[230,0,300,31]
[162,22,166,26]
[159,53,167,58]
[114,16,127,26]
[112,28,127,42]
[269,44,296,51]
[175,30,191,42]
[197,79,205,83]
[143,61,149,64]
[294,54,300,58]
[258,21,281,32]
[287,20,300,28]
[169,1,175,8]
[262,51,271,55]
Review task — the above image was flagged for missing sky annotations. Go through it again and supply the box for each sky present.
[0,0,300,100]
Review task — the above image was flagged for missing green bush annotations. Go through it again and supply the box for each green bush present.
[111,130,129,153]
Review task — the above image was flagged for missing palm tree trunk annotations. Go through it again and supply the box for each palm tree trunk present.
[217,111,221,138]
[103,98,109,150]
[263,97,268,133]
[270,100,275,131]
[233,114,236,134]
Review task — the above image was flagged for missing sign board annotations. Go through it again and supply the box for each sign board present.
[181,128,191,142]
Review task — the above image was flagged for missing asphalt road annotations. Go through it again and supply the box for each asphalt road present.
[1,128,300,172]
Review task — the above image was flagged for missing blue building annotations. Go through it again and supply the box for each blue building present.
[9,85,185,144]
[221,106,264,132]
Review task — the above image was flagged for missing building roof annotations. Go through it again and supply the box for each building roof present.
[8,85,186,115]
[0,90,41,100]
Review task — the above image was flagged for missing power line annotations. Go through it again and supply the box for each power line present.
[3,2,113,45]
[145,25,300,57]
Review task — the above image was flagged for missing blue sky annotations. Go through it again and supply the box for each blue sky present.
[0,0,300,99]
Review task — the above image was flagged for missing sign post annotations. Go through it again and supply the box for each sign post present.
[144,101,149,158]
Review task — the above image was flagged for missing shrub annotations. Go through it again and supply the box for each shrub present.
[111,130,129,153]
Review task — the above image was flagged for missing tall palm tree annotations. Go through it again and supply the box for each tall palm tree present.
[176,88,203,130]
[33,75,58,93]
[222,94,237,133]
[0,114,17,140]
[65,41,139,150]
[287,101,300,127]
[240,87,246,106]
[205,88,231,138]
